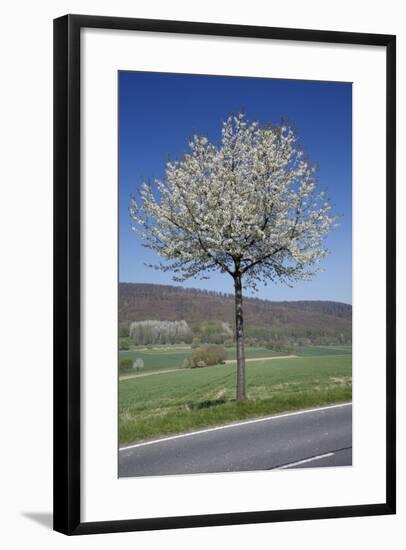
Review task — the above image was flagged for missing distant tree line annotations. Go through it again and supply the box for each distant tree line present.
[119,318,350,350]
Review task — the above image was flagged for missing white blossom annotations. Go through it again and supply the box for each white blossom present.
[129,113,335,289]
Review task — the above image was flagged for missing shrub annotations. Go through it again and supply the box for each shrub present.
[190,320,233,345]
[119,337,131,350]
[266,339,293,353]
[245,336,258,347]
[185,345,227,368]
[119,322,130,338]
[191,337,201,349]
[224,338,234,348]
[133,358,144,371]
[298,337,311,346]
[266,339,281,351]
[314,335,340,346]
[119,358,133,372]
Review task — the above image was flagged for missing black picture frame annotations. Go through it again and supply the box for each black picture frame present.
[53,14,396,536]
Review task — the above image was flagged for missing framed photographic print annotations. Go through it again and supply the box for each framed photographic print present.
[53,14,396,535]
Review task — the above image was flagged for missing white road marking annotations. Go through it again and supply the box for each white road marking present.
[119,402,352,452]
[277,452,334,469]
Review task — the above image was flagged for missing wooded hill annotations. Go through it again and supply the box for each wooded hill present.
[119,283,352,344]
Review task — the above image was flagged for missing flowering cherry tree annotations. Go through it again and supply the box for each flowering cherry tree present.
[130,114,335,401]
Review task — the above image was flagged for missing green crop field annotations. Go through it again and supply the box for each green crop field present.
[119,348,192,373]
[119,346,285,375]
[225,347,286,359]
[119,348,352,445]
[297,345,352,357]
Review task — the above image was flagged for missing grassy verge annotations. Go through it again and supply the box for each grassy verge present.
[120,386,351,444]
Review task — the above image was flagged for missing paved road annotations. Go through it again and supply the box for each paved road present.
[119,403,352,477]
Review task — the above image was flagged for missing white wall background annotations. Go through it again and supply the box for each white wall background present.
[0,0,403,547]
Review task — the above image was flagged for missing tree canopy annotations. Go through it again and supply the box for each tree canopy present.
[130,113,335,290]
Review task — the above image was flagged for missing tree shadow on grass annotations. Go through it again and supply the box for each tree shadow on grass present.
[188,397,226,410]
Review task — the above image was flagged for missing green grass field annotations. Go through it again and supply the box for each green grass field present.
[119,348,352,445]
[119,346,285,375]
[297,345,352,357]
[119,347,192,373]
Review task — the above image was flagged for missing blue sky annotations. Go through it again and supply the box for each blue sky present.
[119,71,352,304]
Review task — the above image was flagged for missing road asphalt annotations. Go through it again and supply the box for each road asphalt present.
[119,402,352,477]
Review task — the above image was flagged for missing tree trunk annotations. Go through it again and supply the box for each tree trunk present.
[234,272,247,401]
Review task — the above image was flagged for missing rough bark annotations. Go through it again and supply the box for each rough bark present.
[234,272,247,401]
